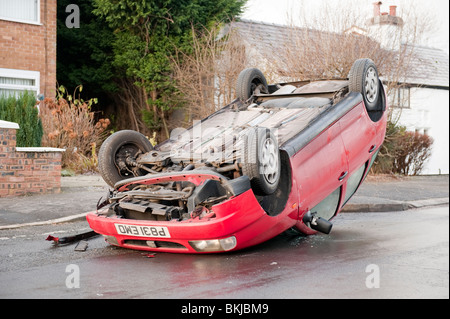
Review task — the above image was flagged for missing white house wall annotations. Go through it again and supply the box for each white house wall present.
[393,87,449,174]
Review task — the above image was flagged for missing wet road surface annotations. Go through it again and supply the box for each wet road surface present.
[0,206,448,299]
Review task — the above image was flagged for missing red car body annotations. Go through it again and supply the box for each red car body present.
[87,61,387,253]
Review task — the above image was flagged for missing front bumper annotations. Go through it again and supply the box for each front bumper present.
[87,189,298,253]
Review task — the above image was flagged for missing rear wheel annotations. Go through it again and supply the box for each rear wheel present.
[241,127,281,195]
[98,130,153,188]
[236,68,268,101]
[348,58,380,111]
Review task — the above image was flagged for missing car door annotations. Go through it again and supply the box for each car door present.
[340,101,378,173]
[290,121,349,221]
[338,101,378,205]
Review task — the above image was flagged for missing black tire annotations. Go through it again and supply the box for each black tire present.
[98,130,153,187]
[241,127,281,195]
[348,58,380,111]
[236,68,268,101]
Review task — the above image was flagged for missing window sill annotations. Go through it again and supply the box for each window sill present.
[0,17,42,26]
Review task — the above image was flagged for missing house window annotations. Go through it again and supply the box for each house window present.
[0,68,40,97]
[391,86,410,108]
[0,0,40,25]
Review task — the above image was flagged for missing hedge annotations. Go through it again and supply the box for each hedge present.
[0,91,43,147]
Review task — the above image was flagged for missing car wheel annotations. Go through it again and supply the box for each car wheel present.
[241,127,281,195]
[236,68,268,101]
[98,130,153,188]
[348,58,380,111]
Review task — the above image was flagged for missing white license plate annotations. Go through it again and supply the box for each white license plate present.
[115,223,171,238]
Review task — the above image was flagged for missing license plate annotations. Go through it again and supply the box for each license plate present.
[115,223,171,238]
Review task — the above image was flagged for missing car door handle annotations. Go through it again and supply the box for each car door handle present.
[369,144,377,153]
[338,171,348,181]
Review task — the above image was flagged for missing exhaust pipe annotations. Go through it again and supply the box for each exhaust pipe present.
[302,211,333,234]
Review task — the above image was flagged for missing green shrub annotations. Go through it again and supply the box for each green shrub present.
[372,120,433,175]
[0,91,43,147]
[392,131,433,175]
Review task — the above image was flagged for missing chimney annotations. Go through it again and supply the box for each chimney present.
[389,5,397,16]
[373,1,382,17]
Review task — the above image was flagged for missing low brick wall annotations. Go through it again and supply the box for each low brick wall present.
[0,120,65,197]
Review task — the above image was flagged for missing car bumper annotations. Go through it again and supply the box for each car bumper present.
[86,189,298,254]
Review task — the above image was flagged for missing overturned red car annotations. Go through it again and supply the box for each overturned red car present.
[87,58,387,253]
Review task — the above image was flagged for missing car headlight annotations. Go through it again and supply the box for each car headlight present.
[189,236,237,252]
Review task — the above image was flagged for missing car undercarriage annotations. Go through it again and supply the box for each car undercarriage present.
[97,79,353,223]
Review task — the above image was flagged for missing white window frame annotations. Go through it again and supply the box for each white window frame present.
[0,0,41,25]
[391,86,411,109]
[0,68,40,96]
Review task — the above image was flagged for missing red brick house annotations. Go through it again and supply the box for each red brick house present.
[0,1,62,197]
[0,0,57,98]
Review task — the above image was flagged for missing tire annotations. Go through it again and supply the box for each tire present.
[348,58,380,111]
[241,127,281,195]
[236,68,268,101]
[98,130,153,187]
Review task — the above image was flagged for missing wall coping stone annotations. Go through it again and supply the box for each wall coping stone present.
[0,120,20,129]
[16,147,66,152]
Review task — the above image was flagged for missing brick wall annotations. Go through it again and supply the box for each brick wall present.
[0,0,57,97]
[0,121,64,197]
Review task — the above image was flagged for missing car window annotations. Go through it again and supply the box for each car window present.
[364,149,379,180]
[310,187,341,221]
[343,163,367,204]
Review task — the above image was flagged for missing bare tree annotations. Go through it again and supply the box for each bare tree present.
[274,1,435,99]
[169,3,436,174]
[171,24,248,126]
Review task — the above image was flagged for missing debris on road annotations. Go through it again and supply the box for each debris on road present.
[74,240,89,252]
[46,230,98,245]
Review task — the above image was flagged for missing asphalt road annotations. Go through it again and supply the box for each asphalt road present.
[0,205,448,301]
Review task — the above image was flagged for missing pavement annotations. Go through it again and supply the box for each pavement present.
[0,173,448,230]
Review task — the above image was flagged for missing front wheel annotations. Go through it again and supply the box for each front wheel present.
[241,127,281,195]
[98,130,153,188]
[236,68,268,101]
